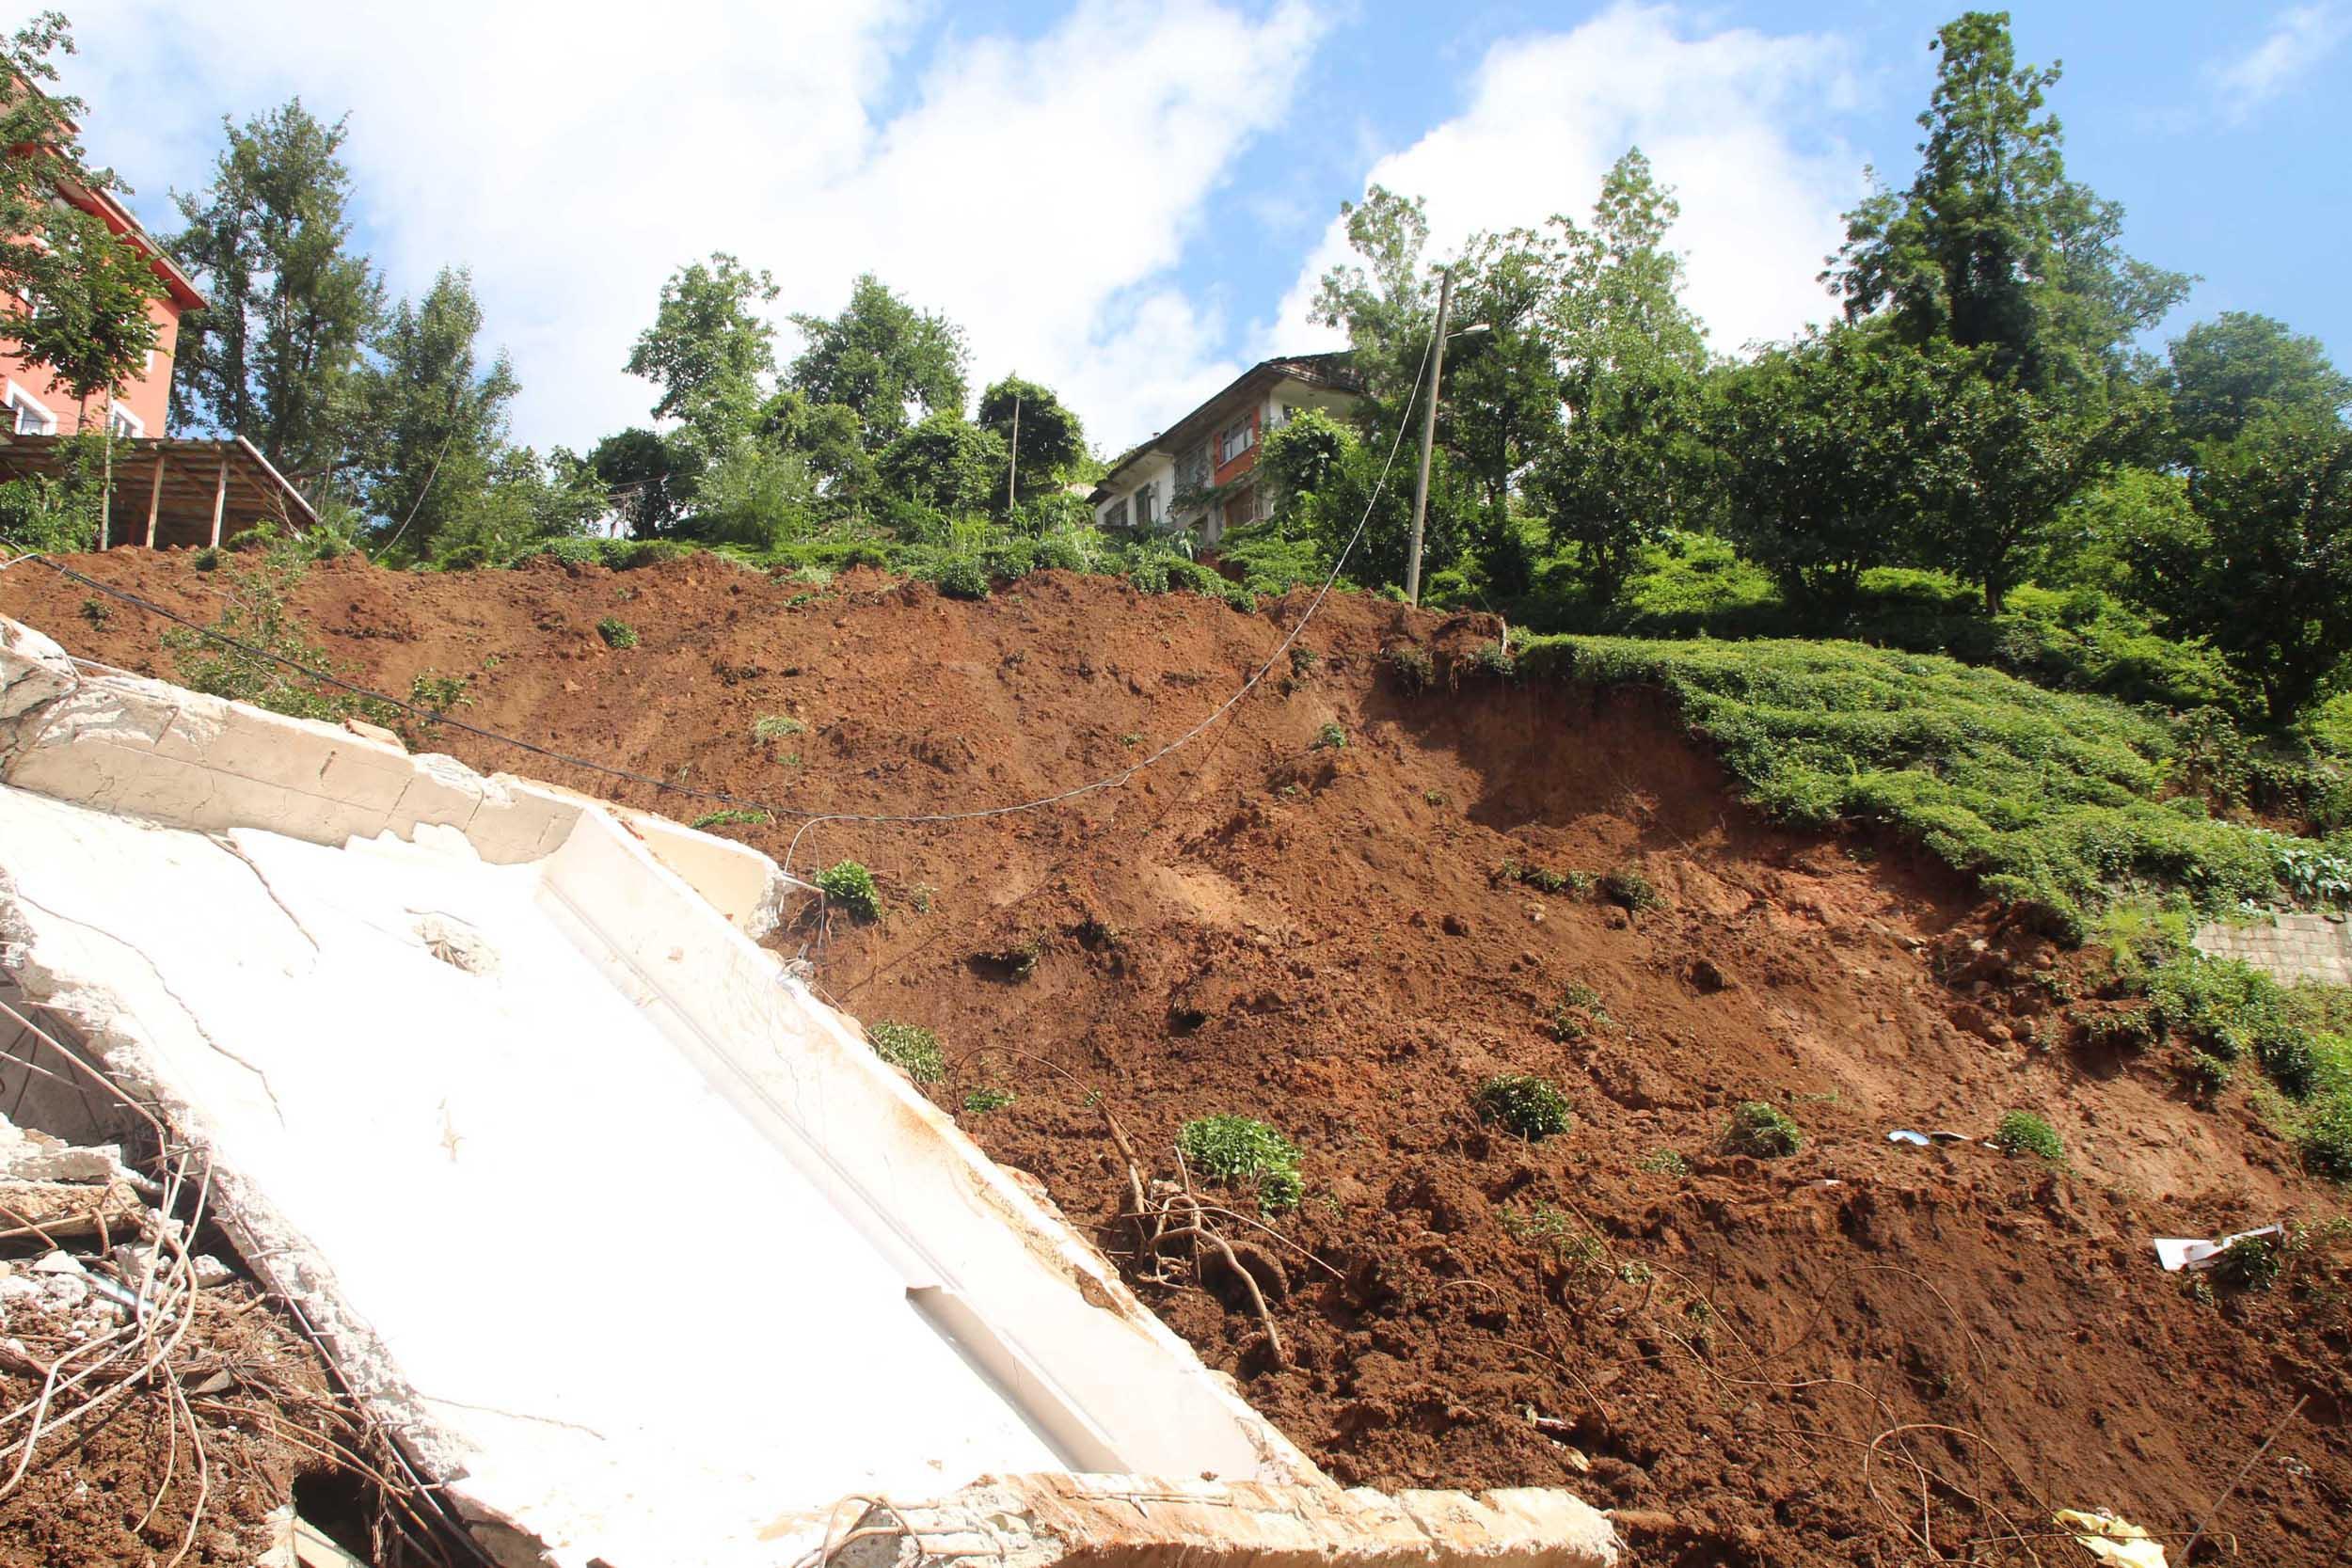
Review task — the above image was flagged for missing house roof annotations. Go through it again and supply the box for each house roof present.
[0,432,317,543]
[1092,352,1360,501]
[9,77,207,311]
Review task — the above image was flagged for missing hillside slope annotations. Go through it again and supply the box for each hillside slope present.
[8,549,2348,1567]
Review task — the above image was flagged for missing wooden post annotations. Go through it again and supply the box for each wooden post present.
[209,452,228,547]
[145,451,166,547]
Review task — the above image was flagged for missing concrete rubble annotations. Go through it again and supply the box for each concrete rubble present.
[0,615,1620,1568]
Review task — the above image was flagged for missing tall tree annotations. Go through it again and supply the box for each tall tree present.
[2166,312,2352,451]
[167,99,382,481]
[1534,149,1714,603]
[2137,413,2352,721]
[976,374,1084,510]
[357,268,517,557]
[787,274,969,449]
[624,253,777,459]
[1826,11,2187,395]
[1717,323,1949,610]
[0,13,164,416]
[1309,185,1438,428]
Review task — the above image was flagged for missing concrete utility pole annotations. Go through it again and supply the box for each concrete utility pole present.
[1405,266,1453,607]
[1006,392,1022,513]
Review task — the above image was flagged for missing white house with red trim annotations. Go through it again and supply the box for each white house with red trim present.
[1089,353,1360,547]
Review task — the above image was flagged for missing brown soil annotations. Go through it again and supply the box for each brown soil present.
[8,548,2352,1566]
[0,1281,358,1567]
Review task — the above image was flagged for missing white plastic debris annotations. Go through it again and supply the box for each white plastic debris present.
[2153,1225,2282,1273]
[29,1250,85,1276]
[1888,1130,1931,1147]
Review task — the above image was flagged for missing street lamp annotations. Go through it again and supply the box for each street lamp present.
[1404,267,1492,606]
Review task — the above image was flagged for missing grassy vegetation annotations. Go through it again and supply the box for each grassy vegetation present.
[1473,1074,1574,1141]
[866,1022,945,1085]
[1177,1114,1305,1214]
[816,860,882,922]
[1991,1111,2066,1163]
[1726,1101,1805,1158]
[595,614,638,649]
[689,808,771,831]
[1515,632,2350,937]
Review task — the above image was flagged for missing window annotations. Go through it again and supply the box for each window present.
[1134,480,1157,530]
[1103,496,1130,531]
[1176,442,1210,497]
[1266,402,1289,429]
[6,385,56,436]
[107,404,143,438]
[1223,485,1257,532]
[1218,417,1254,466]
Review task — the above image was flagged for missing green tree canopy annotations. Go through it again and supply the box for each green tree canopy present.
[1716,323,1948,609]
[1534,149,1714,603]
[1,13,164,416]
[2135,413,2352,721]
[168,98,382,482]
[788,274,969,450]
[874,411,1005,517]
[356,267,518,558]
[2167,312,2352,451]
[1826,10,2187,395]
[624,253,778,459]
[587,426,695,538]
[977,375,1084,509]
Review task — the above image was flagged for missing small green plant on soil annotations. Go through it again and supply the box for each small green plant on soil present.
[909,882,936,914]
[2082,1005,2156,1053]
[1990,1111,2065,1163]
[866,1022,944,1085]
[817,860,882,922]
[1603,868,1662,912]
[1423,790,1449,806]
[691,808,771,831]
[961,1085,1017,1115]
[1471,639,1517,678]
[1474,1074,1574,1141]
[1501,1204,1606,1272]
[596,615,639,649]
[78,596,106,628]
[1726,1101,1804,1158]
[1177,1115,1304,1214]
[1289,645,1320,676]
[2304,1101,2352,1180]
[2210,1233,2282,1292]
[409,671,473,714]
[1120,732,1142,747]
[1552,982,1613,1041]
[2185,1050,2234,1097]
[1385,644,1434,692]
[753,714,805,741]
[1641,1148,1691,1178]
[1312,721,1347,752]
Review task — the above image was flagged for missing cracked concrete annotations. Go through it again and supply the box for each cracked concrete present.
[0,618,1621,1568]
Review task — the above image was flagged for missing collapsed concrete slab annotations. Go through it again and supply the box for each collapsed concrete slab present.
[0,617,1618,1568]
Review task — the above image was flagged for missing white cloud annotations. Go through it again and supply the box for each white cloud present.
[56,0,1325,455]
[2212,5,2348,122]
[1265,3,1867,362]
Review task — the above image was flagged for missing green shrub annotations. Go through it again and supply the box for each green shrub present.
[817,860,882,922]
[1312,721,1347,752]
[2302,1098,2352,1180]
[690,808,771,831]
[2210,1233,2281,1292]
[1725,1101,1804,1158]
[1551,982,1613,1041]
[1640,1148,1691,1177]
[935,556,992,600]
[1177,1114,1304,1213]
[2082,1005,2156,1053]
[1385,645,1435,692]
[1474,1074,1574,1141]
[596,615,639,649]
[962,1085,1017,1115]
[1602,869,1661,912]
[753,714,805,741]
[2186,1051,2234,1096]
[867,1021,944,1084]
[1990,1111,2065,1163]
[1471,640,1518,679]
[1125,553,1171,594]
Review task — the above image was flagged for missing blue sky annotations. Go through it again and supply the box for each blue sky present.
[48,1,2351,455]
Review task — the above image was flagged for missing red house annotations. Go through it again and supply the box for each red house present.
[1,93,315,546]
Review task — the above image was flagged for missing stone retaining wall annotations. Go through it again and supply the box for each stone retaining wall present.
[2193,911,2352,988]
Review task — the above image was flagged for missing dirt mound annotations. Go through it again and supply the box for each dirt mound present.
[8,549,2349,1565]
